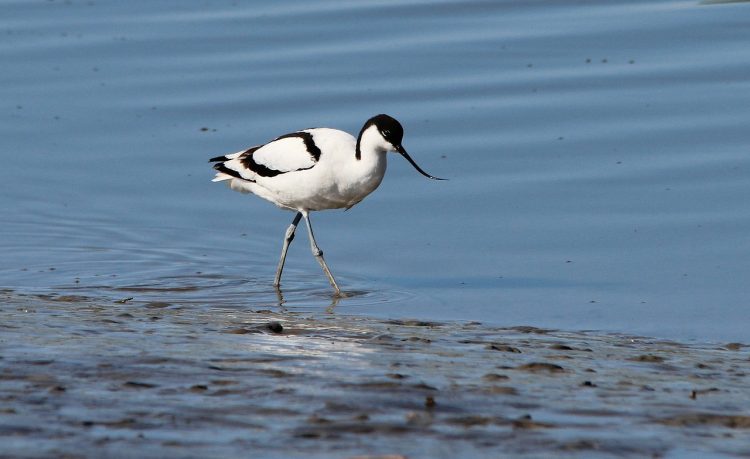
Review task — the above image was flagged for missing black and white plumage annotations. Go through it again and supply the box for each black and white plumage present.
[210,114,443,295]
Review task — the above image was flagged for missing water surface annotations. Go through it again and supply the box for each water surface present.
[2,0,749,343]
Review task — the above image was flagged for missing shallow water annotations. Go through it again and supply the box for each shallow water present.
[2,0,750,455]
[2,0,750,340]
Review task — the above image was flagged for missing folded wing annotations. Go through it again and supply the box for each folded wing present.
[210,131,320,183]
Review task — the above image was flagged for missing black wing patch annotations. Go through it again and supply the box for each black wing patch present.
[273,131,322,161]
[238,145,284,178]
[212,162,245,180]
[210,131,321,181]
[242,132,320,178]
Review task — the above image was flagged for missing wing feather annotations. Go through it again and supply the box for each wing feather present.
[248,135,316,175]
[210,131,320,183]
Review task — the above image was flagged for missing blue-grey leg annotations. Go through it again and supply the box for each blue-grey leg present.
[302,211,341,295]
[274,212,302,288]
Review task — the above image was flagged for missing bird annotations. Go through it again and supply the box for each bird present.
[209,114,444,296]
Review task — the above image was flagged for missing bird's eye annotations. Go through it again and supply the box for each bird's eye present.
[382,130,390,137]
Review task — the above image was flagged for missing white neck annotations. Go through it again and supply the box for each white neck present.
[357,125,390,159]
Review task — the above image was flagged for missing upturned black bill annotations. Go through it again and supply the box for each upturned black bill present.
[395,145,446,180]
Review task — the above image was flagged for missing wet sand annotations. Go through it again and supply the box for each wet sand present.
[1,290,748,458]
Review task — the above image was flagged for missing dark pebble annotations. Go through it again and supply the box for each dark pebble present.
[386,319,442,327]
[550,344,574,351]
[482,373,509,381]
[487,343,522,353]
[510,326,551,334]
[631,354,665,363]
[516,362,565,373]
[123,381,157,389]
[403,336,431,343]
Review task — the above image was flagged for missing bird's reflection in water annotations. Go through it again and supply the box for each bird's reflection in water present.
[274,286,369,314]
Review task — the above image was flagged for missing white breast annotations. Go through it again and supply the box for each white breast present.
[218,128,387,212]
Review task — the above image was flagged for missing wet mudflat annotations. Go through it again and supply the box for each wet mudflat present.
[1,291,748,458]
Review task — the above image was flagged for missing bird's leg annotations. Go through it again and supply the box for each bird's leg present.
[302,211,342,296]
[274,212,302,288]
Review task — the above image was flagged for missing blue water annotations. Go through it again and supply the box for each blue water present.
[2,0,750,341]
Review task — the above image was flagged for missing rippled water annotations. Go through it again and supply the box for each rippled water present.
[0,1,750,339]
[3,1,750,456]
[5,0,750,341]
[4,0,750,341]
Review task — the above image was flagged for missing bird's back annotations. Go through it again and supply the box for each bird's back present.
[210,127,385,211]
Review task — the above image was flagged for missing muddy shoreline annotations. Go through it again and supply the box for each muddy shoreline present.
[1,290,748,458]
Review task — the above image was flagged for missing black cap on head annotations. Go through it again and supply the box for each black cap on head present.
[368,114,404,147]
[356,113,403,160]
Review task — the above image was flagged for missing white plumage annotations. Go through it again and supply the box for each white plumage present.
[210,114,443,295]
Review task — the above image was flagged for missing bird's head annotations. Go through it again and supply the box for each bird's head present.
[358,114,445,180]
